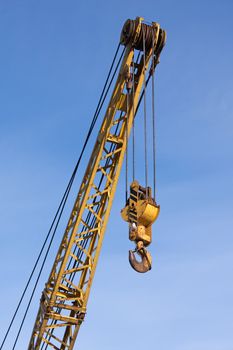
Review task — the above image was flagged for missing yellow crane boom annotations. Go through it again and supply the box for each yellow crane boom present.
[28,17,166,350]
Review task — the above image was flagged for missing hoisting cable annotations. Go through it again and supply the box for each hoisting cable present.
[125,90,129,203]
[134,53,160,126]
[38,42,159,346]
[11,197,68,350]
[142,25,148,195]
[1,43,124,350]
[53,61,125,298]
[65,114,123,286]
[132,50,140,181]
[0,175,73,350]
[42,116,123,350]
[151,30,156,198]
[132,53,135,181]
[13,44,125,350]
[38,59,125,349]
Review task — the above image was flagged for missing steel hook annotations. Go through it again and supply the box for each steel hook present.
[128,243,152,273]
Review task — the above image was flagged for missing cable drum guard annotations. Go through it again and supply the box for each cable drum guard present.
[120,19,159,51]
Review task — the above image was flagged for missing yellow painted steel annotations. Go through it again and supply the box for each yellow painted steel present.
[121,200,160,227]
[136,201,160,226]
[121,180,160,247]
[28,17,166,350]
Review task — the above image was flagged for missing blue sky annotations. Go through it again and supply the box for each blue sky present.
[0,0,233,349]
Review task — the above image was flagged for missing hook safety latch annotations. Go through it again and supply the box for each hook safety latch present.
[129,241,152,273]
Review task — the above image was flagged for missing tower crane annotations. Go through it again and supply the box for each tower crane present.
[0,16,166,350]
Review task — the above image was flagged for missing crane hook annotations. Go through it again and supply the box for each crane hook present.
[129,241,152,273]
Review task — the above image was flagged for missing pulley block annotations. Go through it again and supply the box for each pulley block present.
[120,16,166,55]
[121,181,160,273]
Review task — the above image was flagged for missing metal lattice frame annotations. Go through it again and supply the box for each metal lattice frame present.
[28,19,164,350]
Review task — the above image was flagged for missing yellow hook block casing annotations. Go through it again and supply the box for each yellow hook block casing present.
[121,198,160,245]
[121,181,160,273]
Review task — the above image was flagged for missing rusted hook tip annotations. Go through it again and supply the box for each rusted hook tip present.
[129,249,152,273]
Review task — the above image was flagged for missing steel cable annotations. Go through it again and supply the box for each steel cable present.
[43,115,123,350]
[39,45,158,349]
[125,93,129,203]
[142,26,148,194]
[43,112,123,349]
[132,50,141,181]
[0,42,122,350]
[151,31,156,198]
[27,45,125,350]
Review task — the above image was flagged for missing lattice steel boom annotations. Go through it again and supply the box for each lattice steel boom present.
[28,17,166,350]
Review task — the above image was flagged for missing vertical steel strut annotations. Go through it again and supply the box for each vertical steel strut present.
[28,17,166,350]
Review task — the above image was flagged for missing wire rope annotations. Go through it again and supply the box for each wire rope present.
[151,31,156,198]
[125,92,129,203]
[142,26,148,194]
[43,114,123,350]
[34,46,126,350]
[0,43,123,350]
[132,50,141,181]
[132,54,135,181]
